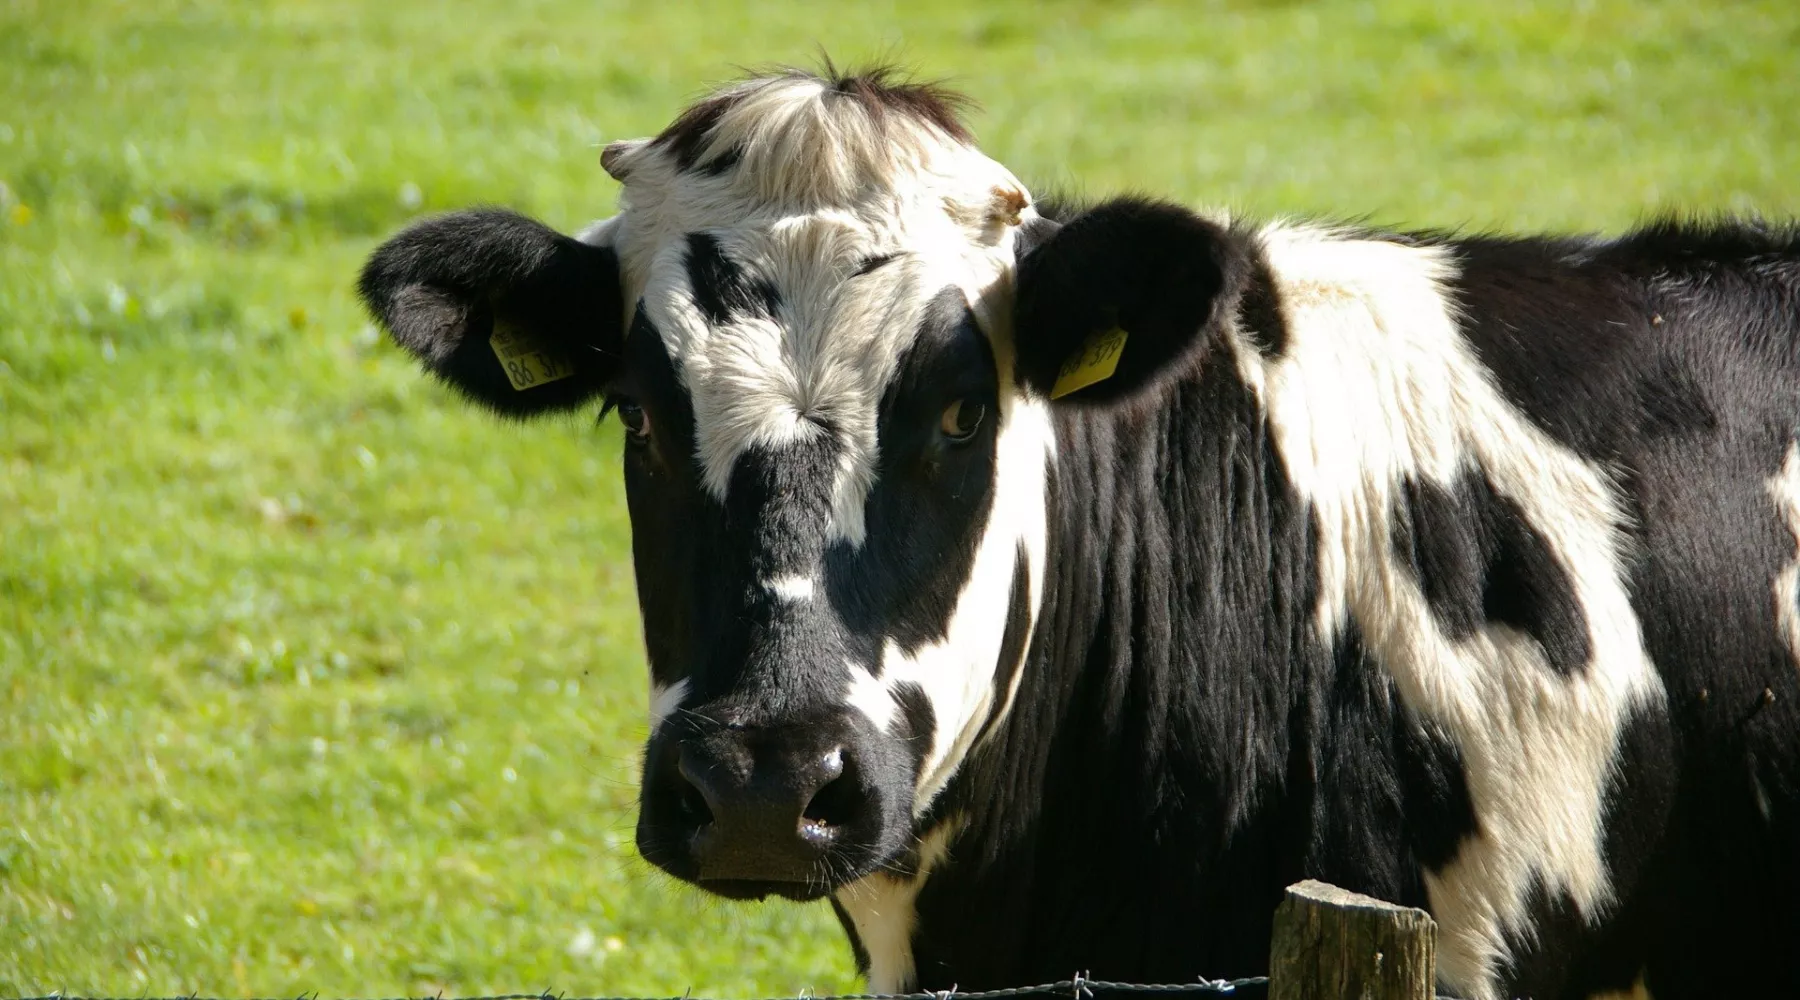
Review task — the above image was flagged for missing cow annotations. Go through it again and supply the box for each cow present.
[356,66,1800,1000]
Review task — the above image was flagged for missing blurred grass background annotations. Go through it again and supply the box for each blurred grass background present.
[2,0,1797,995]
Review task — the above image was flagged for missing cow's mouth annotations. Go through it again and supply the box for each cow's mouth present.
[695,877,835,902]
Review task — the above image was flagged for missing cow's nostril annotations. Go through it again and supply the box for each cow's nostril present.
[801,772,861,831]
[675,772,714,827]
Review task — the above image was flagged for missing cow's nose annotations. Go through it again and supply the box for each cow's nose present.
[661,733,873,889]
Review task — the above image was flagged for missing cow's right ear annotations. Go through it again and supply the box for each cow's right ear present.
[1010,198,1248,405]
[358,208,623,417]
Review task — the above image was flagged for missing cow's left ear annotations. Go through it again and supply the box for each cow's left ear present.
[358,208,623,418]
[1011,198,1249,404]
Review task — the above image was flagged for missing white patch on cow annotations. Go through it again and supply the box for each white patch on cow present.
[834,821,958,993]
[648,677,690,731]
[844,663,897,732]
[1244,223,1666,1000]
[764,574,816,602]
[599,74,1032,547]
[878,392,1055,812]
[1766,441,1800,672]
[826,391,1053,796]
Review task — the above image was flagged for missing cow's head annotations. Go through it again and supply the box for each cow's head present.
[359,68,1243,901]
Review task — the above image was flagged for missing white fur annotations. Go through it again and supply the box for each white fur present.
[1767,441,1800,672]
[600,75,1030,547]
[877,393,1054,812]
[844,663,897,732]
[1238,223,1666,1000]
[648,677,690,731]
[764,574,816,602]
[834,821,958,993]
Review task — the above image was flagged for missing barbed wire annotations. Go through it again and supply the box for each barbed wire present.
[15,974,1273,1000]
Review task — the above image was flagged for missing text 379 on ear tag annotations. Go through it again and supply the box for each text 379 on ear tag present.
[489,325,575,391]
[1050,326,1129,399]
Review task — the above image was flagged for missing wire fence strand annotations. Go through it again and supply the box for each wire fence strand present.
[15,975,1275,1000]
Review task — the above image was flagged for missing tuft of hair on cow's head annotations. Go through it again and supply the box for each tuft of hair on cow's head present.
[359,64,1252,904]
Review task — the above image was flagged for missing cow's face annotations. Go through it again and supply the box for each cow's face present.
[594,76,1058,900]
[360,69,1238,902]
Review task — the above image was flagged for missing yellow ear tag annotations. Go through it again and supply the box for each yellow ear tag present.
[489,322,575,391]
[1050,326,1129,399]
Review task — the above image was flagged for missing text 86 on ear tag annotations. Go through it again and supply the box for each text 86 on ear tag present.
[490,323,575,391]
[1050,326,1129,399]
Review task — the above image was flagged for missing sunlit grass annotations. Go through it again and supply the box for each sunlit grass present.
[3,0,1797,995]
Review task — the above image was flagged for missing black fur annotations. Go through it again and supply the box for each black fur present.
[1011,198,1256,404]
[1392,470,1592,675]
[686,232,780,325]
[358,208,621,415]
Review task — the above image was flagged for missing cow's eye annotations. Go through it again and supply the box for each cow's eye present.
[940,400,986,444]
[616,400,651,442]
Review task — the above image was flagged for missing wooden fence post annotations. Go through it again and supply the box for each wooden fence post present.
[1268,879,1437,1000]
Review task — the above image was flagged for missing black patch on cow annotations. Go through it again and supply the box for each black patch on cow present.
[829,897,872,976]
[973,545,1033,748]
[685,232,779,325]
[854,252,900,277]
[1392,469,1592,675]
[1294,619,1478,914]
[892,680,936,776]
[653,90,741,172]
[727,438,839,580]
[1234,247,1290,358]
[829,286,1000,660]
[616,307,710,690]
[697,144,742,176]
[1394,708,1479,872]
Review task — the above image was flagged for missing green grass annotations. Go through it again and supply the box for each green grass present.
[2,0,1797,995]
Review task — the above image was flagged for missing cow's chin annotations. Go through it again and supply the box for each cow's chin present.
[659,841,907,902]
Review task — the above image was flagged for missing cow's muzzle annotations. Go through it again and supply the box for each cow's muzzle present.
[637,706,894,900]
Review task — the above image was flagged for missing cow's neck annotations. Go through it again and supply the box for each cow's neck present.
[884,339,1316,989]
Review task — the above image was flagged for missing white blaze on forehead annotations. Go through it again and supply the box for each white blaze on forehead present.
[602,73,1032,546]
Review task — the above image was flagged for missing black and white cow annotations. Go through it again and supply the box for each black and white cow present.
[358,67,1800,1000]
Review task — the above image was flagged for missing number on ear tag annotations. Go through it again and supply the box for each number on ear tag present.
[490,323,575,391]
[1050,326,1129,399]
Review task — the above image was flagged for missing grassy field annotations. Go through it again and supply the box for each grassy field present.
[2,0,1797,996]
